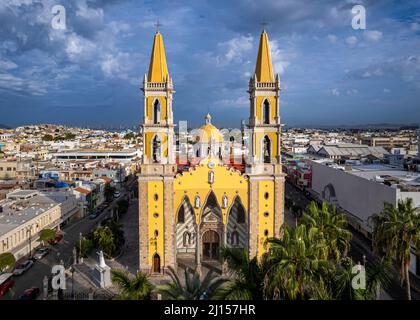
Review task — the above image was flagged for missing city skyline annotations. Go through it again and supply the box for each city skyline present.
[0,0,419,128]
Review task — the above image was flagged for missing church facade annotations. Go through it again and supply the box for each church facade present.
[138,29,285,274]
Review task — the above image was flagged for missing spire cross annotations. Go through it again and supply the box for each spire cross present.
[260,19,268,30]
[155,19,162,32]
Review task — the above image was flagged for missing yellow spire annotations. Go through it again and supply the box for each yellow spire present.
[147,32,169,82]
[254,30,274,82]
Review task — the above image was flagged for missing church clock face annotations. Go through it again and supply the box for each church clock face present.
[208,161,215,169]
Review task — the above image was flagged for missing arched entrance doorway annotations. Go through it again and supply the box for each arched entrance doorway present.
[153,253,161,273]
[202,230,220,261]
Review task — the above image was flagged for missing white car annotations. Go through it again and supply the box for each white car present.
[113,191,121,198]
[13,260,34,276]
[33,247,50,260]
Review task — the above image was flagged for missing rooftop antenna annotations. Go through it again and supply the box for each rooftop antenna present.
[155,19,162,33]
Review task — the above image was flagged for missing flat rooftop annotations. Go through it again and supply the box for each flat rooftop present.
[313,160,420,190]
[0,191,72,235]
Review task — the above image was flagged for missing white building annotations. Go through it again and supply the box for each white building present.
[310,160,420,276]
[0,190,80,260]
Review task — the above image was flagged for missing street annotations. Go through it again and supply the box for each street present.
[1,178,137,300]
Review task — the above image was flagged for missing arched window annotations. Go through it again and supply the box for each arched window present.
[177,204,185,223]
[153,100,161,124]
[153,253,161,273]
[237,204,245,223]
[263,135,271,163]
[152,135,161,163]
[263,99,270,124]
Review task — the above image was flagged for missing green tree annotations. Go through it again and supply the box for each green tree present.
[38,228,56,245]
[104,184,115,202]
[371,198,420,300]
[93,220,124,258]
[42,134,54,141]
[117,199,129,215]
[124,132,135,140]
[214,247,265,300]
[155,266,226,300]
[94,225,117,257]
[301,201,352,262]
[111,269,152,300]
[264,224,332,300]
[74,238,94,258]
[0,252,16,273]
[332,257,393,300]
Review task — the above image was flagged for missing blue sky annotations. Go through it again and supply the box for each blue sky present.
[0,0,419,128]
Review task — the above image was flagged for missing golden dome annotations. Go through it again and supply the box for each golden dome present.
[196,114,223,143]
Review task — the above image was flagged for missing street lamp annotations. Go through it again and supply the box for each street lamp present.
[79,232,83,263]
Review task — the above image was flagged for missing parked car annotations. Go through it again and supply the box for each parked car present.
[89,213,98,220]
[113,191,120,198]
[48,233,64,245]
[33,247,50,260]
[0,273,15,297]
[19,287,40,300]
[13,260,34,276]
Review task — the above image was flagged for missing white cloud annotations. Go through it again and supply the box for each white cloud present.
[0,72,47,95]
[217,35,253,65]
[345,36,358,46]
[270,40,296,75]
[0,59,18,70]
[65,34,96,61]
[214,96,249,109]
[327,34,337,43]
[347,88,358,95]
[383,88,390,93]
[331,88,340,96]
[364,30,383,42]
[411,23,420,32]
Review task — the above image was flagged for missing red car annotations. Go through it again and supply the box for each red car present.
[19,287,40,300]
[48,233,64,245]
[0,273,15,297]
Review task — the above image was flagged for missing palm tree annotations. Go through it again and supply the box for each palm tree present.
[155,266,225,300]
[371,198,420,300]
[264,224,332,300]
[332,257,393,300]
[214,247,265,300]
[301,201,352,262]
[111,269,152,300]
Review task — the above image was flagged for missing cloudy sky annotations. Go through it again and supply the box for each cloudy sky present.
[0,0,419,128]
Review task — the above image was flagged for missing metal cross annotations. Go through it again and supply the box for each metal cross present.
[260,18,268,30]
[155,19,162,32]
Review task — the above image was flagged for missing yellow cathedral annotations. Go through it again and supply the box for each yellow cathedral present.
[138,29,285,274]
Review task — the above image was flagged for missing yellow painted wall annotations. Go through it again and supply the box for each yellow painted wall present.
[146,96,167,121]
[254,131,278,160]
[144,132,168,159]
[255,96,277,122]
[173,158,248,225]
[148,181,165,266]
[258,180,274,256]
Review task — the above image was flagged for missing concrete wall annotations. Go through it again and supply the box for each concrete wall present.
[311,161,397,232]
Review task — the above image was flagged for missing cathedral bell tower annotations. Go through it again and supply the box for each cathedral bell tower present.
[246,30,284,258]
[138,31,177,274]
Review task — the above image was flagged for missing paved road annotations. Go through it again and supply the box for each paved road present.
[1,178,137,300]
